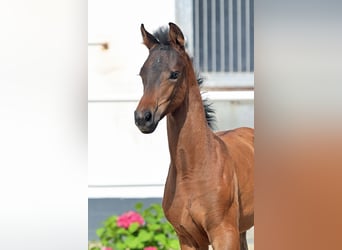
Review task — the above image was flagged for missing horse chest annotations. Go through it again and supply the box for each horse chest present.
[163,162,219,229]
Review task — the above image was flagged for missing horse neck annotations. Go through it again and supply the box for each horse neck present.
[166,71,212,171]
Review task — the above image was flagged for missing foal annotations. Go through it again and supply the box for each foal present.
[135,23,254,250]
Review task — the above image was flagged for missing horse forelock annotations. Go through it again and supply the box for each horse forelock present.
[153,26,171,46]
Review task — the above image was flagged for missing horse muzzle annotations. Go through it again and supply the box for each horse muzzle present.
[134,109,159,134]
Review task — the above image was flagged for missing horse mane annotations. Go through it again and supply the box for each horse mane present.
[153,26,217,130]
[197,77,217,130]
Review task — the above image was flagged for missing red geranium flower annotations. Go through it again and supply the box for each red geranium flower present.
[144,247,158,250]
[117,211,144,229]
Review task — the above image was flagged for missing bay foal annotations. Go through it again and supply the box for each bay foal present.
[134,23,254,250]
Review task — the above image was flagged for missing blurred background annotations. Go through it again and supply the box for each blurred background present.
[88,0,254,246]
[2,0,342,249]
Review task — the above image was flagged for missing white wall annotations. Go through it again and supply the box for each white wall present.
[88,0,176,198]
[88,0,176,100]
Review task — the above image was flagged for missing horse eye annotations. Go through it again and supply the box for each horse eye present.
[169,71,179,80]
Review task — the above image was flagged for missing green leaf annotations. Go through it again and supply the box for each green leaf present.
[137,229,152,242]
[96,228,105,238]
[154,233,167,245]
[145,216,158,225]
[115,241,126,250]
[104,215,117,227]
[137,242,144,249]
[116,227,129,235]
[147,223,161,232]
[126,235,140,249]
[168,239,181,249]
[128,222,140,233]
[163,222,176,233]
[151,203,163,214]
[135,202,143,212]
[101,239,108,246]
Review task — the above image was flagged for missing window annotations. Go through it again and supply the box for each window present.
[193,0,254,73]
[177,0,254,88]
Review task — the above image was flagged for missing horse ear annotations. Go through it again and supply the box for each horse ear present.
[168,22,185,50]
[141,24,159,49]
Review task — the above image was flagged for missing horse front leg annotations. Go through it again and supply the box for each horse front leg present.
[178,236,209,250]
[179,244,196,250]
[208,201,240,249]
[180,244,208,250]
[240,231,248,250]
[210,225,240,250]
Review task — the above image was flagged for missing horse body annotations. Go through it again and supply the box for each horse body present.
[135,23,254,250]
[217,128,254,233]
[221,129,254,249]
[162,81,254,249]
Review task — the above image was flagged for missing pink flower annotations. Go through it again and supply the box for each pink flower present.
[144,247,158,250]
[117,211,144,229]
[101,247,113,250]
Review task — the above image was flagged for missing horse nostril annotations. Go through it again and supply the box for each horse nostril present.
[144,111,152,122]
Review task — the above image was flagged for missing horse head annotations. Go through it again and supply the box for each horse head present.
[134,23,190,134]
